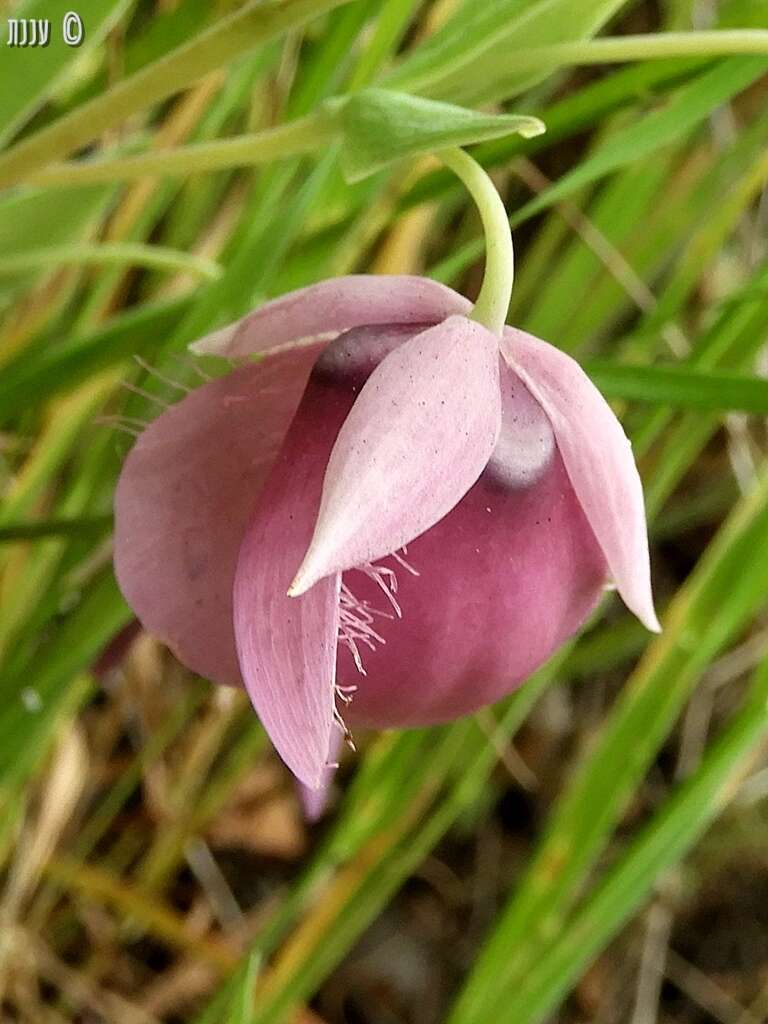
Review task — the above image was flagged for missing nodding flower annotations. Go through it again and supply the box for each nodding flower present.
[113,150,658,795]
[114,273,659,791]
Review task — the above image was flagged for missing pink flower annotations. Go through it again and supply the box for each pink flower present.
[114,275,658,790]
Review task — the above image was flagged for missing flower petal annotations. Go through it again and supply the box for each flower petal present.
[503,327,660,631]
[114,344,323,686]
[290,315,502,595]
[297,732,342,821]
[233,361,359,789]
[337,364,607,725]
[190,275,470,358]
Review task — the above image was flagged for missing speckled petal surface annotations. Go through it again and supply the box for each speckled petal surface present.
[291,316,502,594]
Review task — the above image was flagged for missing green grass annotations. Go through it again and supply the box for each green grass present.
[1,2,767,1022]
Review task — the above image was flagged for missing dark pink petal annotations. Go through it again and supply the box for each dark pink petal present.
[114,345,322,686]
[337,364,608,725]
[503,328,660,632]
[190,275,470,359]
[290,316,502,595]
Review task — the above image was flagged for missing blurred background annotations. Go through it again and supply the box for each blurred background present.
[1,0,768,1021]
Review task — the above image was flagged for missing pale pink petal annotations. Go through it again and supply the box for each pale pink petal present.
[233,360,359,789]
[190,275,470,358]
[114,344,322,686]
[297,732,342,822]
[503,327,660,631]
[337,364,608,725]
[290,316,502,595]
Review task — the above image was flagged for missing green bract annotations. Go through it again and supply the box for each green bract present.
[337,88,544,182]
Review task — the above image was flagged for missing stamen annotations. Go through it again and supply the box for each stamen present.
[333,706,357,751]
[359,563,402,618]
[333,553,418,751]
[338,583,387,677]
[392,548,420,577]
[133,355,192,393]
[119,380,171,408]
[94,415,148,437]
[168,352,213,382]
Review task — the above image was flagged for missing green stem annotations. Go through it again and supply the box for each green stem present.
[0,242,222,280]
[505,29,768,72]
[0,0,350,189]
[438,147,513,335]
[27,113,337,189]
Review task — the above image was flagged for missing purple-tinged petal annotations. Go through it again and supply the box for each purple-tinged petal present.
[290,315,502,595]
[114,344,322,686]
[233,357,361,789]
[503,328,660,632]
[190,275,470,358]
[336,364,608,725]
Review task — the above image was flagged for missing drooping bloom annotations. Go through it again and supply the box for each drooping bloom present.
[114,275,659,790]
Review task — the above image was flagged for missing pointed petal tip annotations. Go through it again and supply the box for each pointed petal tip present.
[644,608,662,634]
[287,541,329,597]
[286,567,314,598]
[622,585,661,634]
[188,325,233,356]
[294,316,502,582]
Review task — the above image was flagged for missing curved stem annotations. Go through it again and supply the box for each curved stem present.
[438,147,513,335]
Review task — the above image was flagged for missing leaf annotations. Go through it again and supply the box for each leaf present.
[0,296,190,420]
[0,571,130,822]
[0,0,136,147]
[0,183,114,303]
[511,56,768,224]
[448,470,768,1023]
[429,56,768,286]
[0,242,222,280]
[491,652,768,1024]
[584,360,768,414]
[339,88,544,181]
[0,515,112,543]
[386,0,631,102]
[0,0,353,188]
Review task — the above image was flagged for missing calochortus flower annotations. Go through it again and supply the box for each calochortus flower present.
[114,148,658,792]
